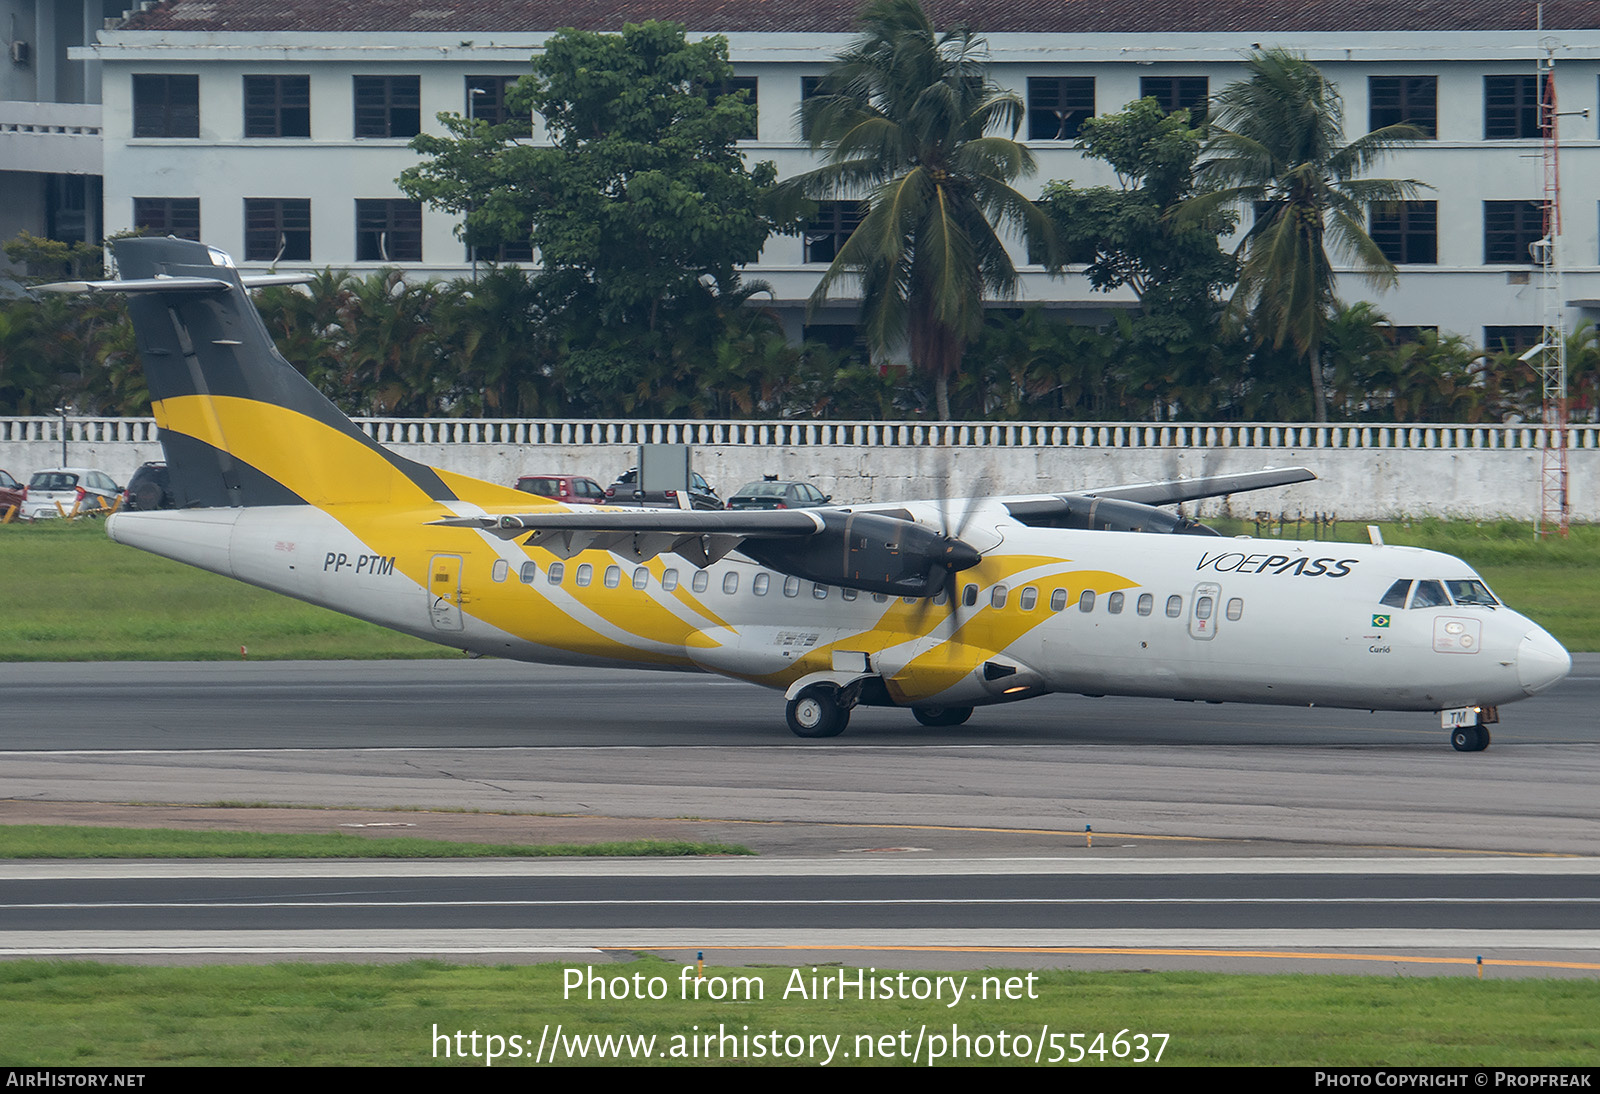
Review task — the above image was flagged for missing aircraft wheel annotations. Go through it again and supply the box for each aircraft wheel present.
[786,685,849,739]
[912,706,973,727]
[1451,724,1490,752]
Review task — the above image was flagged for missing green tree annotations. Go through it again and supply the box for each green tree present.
[784,0,1049,420]
[1195,48,1425,422]
[1042,98,1237,325]
[400,21,785,360]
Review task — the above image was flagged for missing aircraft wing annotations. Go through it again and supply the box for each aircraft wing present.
[432,508,827,567]
[1070,466,1316,506]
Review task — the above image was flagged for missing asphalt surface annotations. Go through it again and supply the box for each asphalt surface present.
[0,656,1595,971]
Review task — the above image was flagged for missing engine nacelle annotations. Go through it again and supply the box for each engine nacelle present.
[1005,496,1219,535]
[741,510,980,598]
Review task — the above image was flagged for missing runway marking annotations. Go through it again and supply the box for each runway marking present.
[672,945,1600,972]
[12,897,1600,910]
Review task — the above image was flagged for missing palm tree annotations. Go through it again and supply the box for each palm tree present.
[1196,48,1425,422]
[784,0,1049,419]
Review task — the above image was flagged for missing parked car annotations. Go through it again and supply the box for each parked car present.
[19,467,123,520]
[123,461,175,511]
[604,468,722,511]
[0,469,23,517]
[726,479,834,510]
[514,474,607,505]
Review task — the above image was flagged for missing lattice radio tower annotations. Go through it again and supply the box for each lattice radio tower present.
[1535,42,1571,537]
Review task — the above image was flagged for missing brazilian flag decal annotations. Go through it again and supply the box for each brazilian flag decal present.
[1372,614,1391,628]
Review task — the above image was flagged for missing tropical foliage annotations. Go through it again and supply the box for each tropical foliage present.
[1194,48,1426,421]
[782,0,1050,419]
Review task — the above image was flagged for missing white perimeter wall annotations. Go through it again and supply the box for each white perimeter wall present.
[3,419,1596,521]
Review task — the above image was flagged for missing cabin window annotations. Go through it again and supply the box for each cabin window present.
[1410,580,1448,608]
[963,584,979,607]
[723,572,739,594]
[842,587,858,601]
[1079,589,1096,612]
[784,575,802,598]
[491,559,508,583]
[1196,595,1214,619]
[753,573,770,596]
[604,565,621,588]
[632,567,649,590]
[1050,588,1068,611]
[1380,579,1412,609]
[1226,597,1244,621]
[547,561,565,585]
[932,588,947,605]
[661,568,679,592]
[901,596,917,604]
[692,570,710,593]
[873,592,889,604]
[518,561,537,583]
[1446,579,1498,606]
[1020,587,1038,611]
[576,563,593,587]
[1165,594,1183,618]
[815,583,830,600]
[1107,591,1124,614]
[991,584,1008,609]
[1137,593,1154,616]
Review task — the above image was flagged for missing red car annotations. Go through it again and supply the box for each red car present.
[514,474,607,505]
[0,469,23,518]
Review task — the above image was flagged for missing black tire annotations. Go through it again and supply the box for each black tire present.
[1451,724,1490,752]
[786,685,849,739]
[912,706,973,727]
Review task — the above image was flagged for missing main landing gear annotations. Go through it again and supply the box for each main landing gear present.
[786,684,850,738]
[912,705,973,727]
[1450,723,1491,752]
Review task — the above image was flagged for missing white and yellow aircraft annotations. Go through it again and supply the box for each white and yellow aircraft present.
[48,237,1571,750]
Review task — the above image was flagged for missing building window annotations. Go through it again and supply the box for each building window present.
[1140,76,1207,125]
[355,199,422,261]
[1369,76,1437,137]
[1028,77,1094,141]
[804,201,863,263]
[799,75,824,140]
[1484,75,1540,139]
[243,75,310,138]
[132,198,200,241]
[133,74,199,138]
[708,75,758,139]
[1370,201,1437,264]
[244,199,311,262]
[354,75,421,139]
[471,240,534,263]
[1483,326,1543,353]
[464,75,529,128]
[1483,200,1545,264]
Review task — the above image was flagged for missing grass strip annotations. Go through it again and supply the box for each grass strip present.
[3,515,1597,658]
[0,957,1594,1066]
[0,825,752,859]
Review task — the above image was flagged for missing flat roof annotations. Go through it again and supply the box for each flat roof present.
[119,0,1600,36]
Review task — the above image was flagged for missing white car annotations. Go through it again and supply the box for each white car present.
[19,467,123,520]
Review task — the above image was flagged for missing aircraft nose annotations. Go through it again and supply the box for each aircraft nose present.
[1517,627,1571,695]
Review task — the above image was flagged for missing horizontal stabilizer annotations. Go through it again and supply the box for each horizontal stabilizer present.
[35,273,314,295]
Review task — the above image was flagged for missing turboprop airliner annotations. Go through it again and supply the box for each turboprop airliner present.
[44,237,1570,750]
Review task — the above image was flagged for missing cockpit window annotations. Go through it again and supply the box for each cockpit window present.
[1445,579,1498,607]
[1379,579,1411,609]
[1410,580,1449,609]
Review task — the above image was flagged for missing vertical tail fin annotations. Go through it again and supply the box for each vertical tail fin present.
[98,236,456,509]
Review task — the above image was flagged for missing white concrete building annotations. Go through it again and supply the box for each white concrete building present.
[10,0,1600,349]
